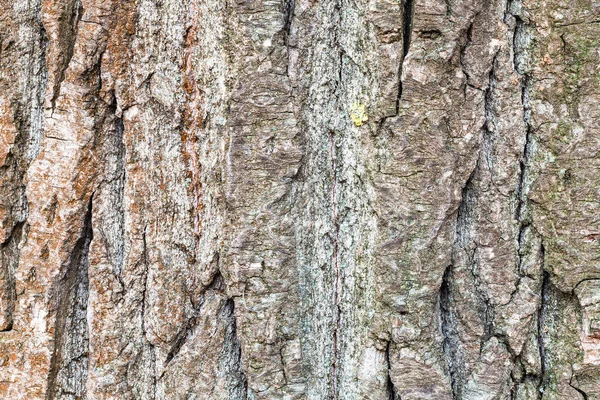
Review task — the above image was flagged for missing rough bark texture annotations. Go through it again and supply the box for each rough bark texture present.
[1,0,600,398]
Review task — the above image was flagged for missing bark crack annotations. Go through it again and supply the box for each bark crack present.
[440,264,461,400]
[50,0,83,114]
[139,225,157,397]
[536,269,549,398]
[223,298,249,399]
[569,372,588,400]
[385,341,399,400]
[163,272,224,370]
[0,221,25,332]
[329,127,341,399]
[395,0,415,111]
[46,194,93,400]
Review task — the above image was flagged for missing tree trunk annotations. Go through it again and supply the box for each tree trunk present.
[1,0,599,398]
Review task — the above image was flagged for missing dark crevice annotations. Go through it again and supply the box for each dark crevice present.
[509,5,545,397]
[279,346,288,385]
[329,0,345,395]
[440,265,461,400]
[457,166,495,347]
[395,0,415,110]
[282,0,296,79]
[46,195,93,400]
[50,0,83,113]
[512,14,529,75]
[569,375,589,400]
[402,0,415,57]
[139,225,157,396]
[282,0,295,46]
[163,272,225,369]
[536,269,549,398]
[222,298,249,399]
[385,341,399,400]
[0,221,25,332]
[0,0,48,333]
[329,128,341,400]
[459,22,475,94]
[482,50,500,187]
[112,116,126,294]
[140,226,150,339]
[163,315,199,367]
[441,43,501,395]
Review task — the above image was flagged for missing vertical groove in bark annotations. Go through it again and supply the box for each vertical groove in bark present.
[27,8,49,162]
[48,0,82,113]
[537,270,549,396]
[47,196,93,400]
[222,298,249,400]
[282,0,294,46]
[330,126,341,399]
[163,272,224,370]
[0,0,48,332]
[440,265,460,400]
[115,116,126,290]
[0,221,25,331]
[385,342,398,400]
[396,0,415,108]
[139,224,157,396]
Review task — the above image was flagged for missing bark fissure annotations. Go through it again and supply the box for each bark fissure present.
[569,373,589,400]
[139,225,157,397]
[282,0,295,46]
[440,264,461,400]
[50,0,83,113]
[330,127,341,399]
[385,341,399,400]
[0,14,48,329]
[47,195,93,400]
[329,0,345,391]
[113,116,126,291]
[459,22,475,93]
[396,0,415,110]
[537,269,549,397]
[0,221,25,332]
[163,272,224,369]
[222,298,249,399]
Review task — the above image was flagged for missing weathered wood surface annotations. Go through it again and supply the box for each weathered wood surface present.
[1,0,600,398]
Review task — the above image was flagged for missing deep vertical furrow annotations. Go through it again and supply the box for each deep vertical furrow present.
[510,0,534,226]
[0,222,25,332]
[402,0,415,57]
[396,0,415,110]
[282,0,295,45]
[139,225,157,398]
[221,298,249,400]
[113,116,126,289]
[510,3,546,394]
[330,0,344,393]
[330,128,341,399]
[47,196,93,400]
[0,0,48,332]
[536,270,549,397]
[385,342,399,400]
[49,0,83,113]
[440,265,461,400]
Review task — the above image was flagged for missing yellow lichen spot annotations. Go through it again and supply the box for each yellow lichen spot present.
[350,103,368,126]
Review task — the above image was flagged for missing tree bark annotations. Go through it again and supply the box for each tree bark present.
[1,0,600,398]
